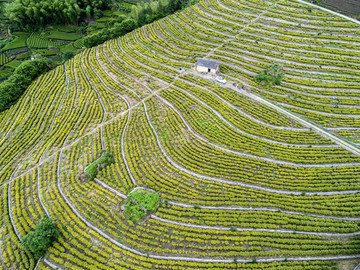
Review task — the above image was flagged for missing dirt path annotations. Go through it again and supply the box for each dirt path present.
[151,214,360,236]
[229,84,360,155]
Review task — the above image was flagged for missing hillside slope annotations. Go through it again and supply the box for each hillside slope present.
[0,0,360,269]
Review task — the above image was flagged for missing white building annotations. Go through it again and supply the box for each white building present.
[195,59,220,74]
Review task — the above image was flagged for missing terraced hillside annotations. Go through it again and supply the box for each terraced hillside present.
[0,0,360,269]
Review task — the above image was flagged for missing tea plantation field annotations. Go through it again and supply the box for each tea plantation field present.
[0,0,360,269]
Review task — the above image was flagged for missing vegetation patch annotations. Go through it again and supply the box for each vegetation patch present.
[123,189,160,222]
[5,46,29,56]
[36,49,59,57]
[255,63,283,86]
[0,52,10,65]
[0,58,50,111]
[4,59,21,69]
[14,51,32,60]
[3,32,29,50]
[47,32,80,41]
[55,25,79,33]
[27,32,65,49]
[60,43,77,54]
[74,38,84,49]
[21,216,60,259]
[5,0,111,28]
[84,151,114,181]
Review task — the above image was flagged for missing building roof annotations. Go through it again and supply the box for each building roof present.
[196,59,219,69]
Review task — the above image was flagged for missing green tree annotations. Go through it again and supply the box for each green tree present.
[166,0,183,14]
[62,51,75,61]
[0,82,17,110]
[85,5,92,17]
[15,59,50,80]
[118,19,137,35]
[255,63,283,86]
[0,59,50,112]
[5,0,111,29]
[158,0,169,14]
[21,216,60,259]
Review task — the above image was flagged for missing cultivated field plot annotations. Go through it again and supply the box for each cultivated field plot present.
[0,0,360,269]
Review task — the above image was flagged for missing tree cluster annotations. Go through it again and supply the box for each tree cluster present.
[83,18,137,48]
[83,0,197,48]
[131,0,196,27]
[21,216,60,259]
[255,63,283,86]
[124,189,160,222]
[85,152,114,181]
[0,58,50,112]
[5,0,111,29]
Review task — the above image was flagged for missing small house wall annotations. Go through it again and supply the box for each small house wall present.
[196,65,218,74]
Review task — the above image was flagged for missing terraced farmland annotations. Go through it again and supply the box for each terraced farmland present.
[0,0,360,269]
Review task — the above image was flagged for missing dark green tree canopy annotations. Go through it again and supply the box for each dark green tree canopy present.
[255,63,284,86]
[62,51,75,61]
[5,0,111,28]
[83,18,137,48]
[0,58,50,112]
[15,58,50,80]
[21,216,60,259]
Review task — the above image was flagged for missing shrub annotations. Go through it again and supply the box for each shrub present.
[62,51,75,61]
[0,58,50,112]
[21,216,60,259]
[85,152,114,181]
[255,63,283,86]
[124,189,160,222]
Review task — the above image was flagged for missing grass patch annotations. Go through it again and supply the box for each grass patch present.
[255,63,283,86]
[4,59,22,69]
[48,31,80,41]
[96,17,113,23]
[124,189,160,222]
[15,51,32,60]
[74,38,85,49]
[60,43,77,53]
[3,32,29,51]
[85,152,114,181]
[55,25,78,32]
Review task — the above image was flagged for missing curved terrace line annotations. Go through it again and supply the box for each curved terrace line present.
[145,97,360,196]
[151,214,360,237]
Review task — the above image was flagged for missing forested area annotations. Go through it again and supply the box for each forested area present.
[131,0,198,26]
[0,58,51,111]
[82,17,138,48]
[83,0,197,47]
[5,0,111,29]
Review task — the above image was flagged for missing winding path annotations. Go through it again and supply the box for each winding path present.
[211,72,360,156]
[53,153,360,263]
[167,201,360,222]
[145,95,360,197]
[151,214,360,237]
